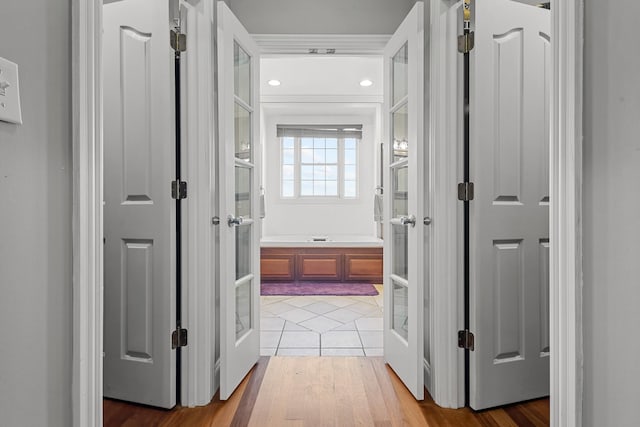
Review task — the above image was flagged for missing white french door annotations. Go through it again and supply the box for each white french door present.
[217,1,261,401]
[469,0,551,410]
[383,2,426,401]
[103,0,176,408]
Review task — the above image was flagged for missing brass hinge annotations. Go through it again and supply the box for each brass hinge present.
[171,328,188,349]
[170,29,186,52]
[458,32,475,54]
[458,182,474,201]
[458,330,475,351]
[171,180,187,199]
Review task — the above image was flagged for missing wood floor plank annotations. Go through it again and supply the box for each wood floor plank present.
[104,356,550,427]
[230,356,270,427]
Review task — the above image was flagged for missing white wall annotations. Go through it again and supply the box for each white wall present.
[0,1,72,426]
[262,111,378,237]
[582,1,640,426]
[228,0,416,34]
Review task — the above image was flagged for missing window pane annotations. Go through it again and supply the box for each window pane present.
[234,42,251,106]
[326,149,338,163]
[313,148,325,163]
[282,137,294,149]
[282,181,294,197]
[235,280,252,340]
[392,280,408,341]
[344,138,357,150]
[325,138,337,149]
[234,103,251,161]
[344,149,356,165]
[301,138,314,149]
[314,181,325,195]
[301,181,313,196]
[344,180,356,198]
[392,43,408,105]
[326,165,338,180]
[326,180,338,196]
[392,224,408,279]
[282,149,294,165]
[235,166,251,217]
[344,165,356,181]
[235,224,252,279]
[393,166,408,217]
[392,104,408,161]
[301,148,314,163]
[314,138,326,149]
[301,165,314,180]
[282,165,294,180]
[314,165,325,180]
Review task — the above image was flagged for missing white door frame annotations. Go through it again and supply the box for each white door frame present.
[71,0,583,425]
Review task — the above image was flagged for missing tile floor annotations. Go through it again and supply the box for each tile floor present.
[260,285,383,357]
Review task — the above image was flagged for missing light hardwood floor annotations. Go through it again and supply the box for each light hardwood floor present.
[104,357,549,426]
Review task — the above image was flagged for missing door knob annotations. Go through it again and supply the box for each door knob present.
[400,215,416,227]
[227,215,244,227]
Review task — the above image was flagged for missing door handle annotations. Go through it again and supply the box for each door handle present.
[400,215,416,227]
[227,215,244,227]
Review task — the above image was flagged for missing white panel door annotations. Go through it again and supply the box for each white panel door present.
[103,0,176,408]
[470,0,551,410]
[383,2,426,400]
[217,1,261,400]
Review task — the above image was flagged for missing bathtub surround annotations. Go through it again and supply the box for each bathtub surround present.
[261,282,379,296]
[261,246,383,283]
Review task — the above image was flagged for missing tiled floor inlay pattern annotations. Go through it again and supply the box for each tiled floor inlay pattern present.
[260,285,383,357]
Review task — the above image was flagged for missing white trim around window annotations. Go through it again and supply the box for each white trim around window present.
[279,135,359,200]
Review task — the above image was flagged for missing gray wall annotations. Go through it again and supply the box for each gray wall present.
[0,1,72,426]
[228,0,416,34]
[582,1,640,426]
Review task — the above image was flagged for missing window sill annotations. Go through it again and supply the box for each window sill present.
[276,197,361,205]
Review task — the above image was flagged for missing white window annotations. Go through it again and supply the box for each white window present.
[278,125,362,199]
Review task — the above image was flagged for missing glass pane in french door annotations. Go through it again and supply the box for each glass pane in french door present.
[234,41,251,105]
[235,165,251,217]
[235,223,251,280]
[392,104,408,161]
[235,278,252,340]
[391,224,408,279]
[234,103,251,161]
[392,279,409,341]
[392,165,408,217]
[392,43,408,105]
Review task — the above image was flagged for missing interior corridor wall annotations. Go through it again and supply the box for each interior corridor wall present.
[582,0,640,425]
[0,1,72,426]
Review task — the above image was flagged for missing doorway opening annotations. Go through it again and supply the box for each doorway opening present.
[257,55,386,357]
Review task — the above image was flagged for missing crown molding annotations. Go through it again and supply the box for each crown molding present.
[252,34,391,56]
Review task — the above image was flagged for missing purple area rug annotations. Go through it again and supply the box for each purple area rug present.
[261,282,379,296]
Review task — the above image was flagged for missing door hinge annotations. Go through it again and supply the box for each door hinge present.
[171,180,187,199]
[170,29,187,52]
[458,329,475,351]
[458,182,475,201]
[458,32,475,54]
[171,327,188,349]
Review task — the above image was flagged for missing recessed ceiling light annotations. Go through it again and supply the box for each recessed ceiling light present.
[360,79,373,87]
[268,79,281,87]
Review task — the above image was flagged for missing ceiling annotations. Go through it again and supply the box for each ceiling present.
[260,56,383,98]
